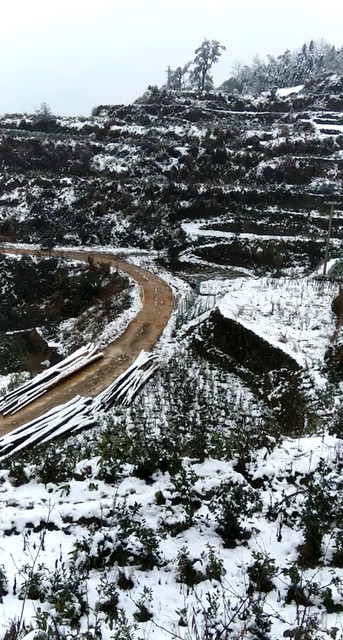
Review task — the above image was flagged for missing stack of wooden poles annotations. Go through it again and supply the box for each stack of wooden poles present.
[0,349,158,459]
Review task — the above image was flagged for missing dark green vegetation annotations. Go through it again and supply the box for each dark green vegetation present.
[192,237,324,276]
[193,309,311,435]
[1,342,274,483]
[0,255,112,330]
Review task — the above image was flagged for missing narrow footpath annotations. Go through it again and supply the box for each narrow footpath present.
[0,247,175,437]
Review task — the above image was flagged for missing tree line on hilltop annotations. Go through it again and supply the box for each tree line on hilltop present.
[165,38,343,95]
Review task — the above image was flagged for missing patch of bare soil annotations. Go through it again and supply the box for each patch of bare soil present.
[0,247,175,437]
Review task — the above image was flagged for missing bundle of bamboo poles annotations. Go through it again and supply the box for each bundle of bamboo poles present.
[0,343,102,416]
[92,350,158,410]
[0,350,158,459]
[0,396,95,459]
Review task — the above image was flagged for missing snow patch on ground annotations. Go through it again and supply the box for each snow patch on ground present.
[92,154,131,173]
[215,276,336,371]
[182,220,326,243]
[276,84,304,97]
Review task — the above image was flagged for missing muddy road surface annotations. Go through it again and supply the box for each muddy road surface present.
[0,247,175,437]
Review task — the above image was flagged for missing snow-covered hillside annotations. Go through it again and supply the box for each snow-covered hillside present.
[2,76,343,639]
[1,78,343,276]
[1,332,343,640]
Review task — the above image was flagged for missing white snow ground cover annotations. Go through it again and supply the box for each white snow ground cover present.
[0,375,12,396]
[1,249,343,639]
[215,276,337,373]
[276,85,304,97]
[316,122,343,133]
[182,220,328,244]
[92,154,132,173]
[1,430,343,640]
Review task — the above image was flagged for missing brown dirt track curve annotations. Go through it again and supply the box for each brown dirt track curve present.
[0,247,175,438]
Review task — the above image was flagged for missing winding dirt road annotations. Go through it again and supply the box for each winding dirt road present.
[0,247,175,437]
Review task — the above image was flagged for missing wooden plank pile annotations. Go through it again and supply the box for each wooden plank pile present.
[0,343,102,416]
[0,350,158,460]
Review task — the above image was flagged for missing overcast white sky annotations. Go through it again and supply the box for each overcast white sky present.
[1,0,343,117]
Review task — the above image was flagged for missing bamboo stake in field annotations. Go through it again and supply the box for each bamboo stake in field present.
[323,202,334,277]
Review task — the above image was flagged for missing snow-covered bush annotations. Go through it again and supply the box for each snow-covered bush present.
[209,482,262,547]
